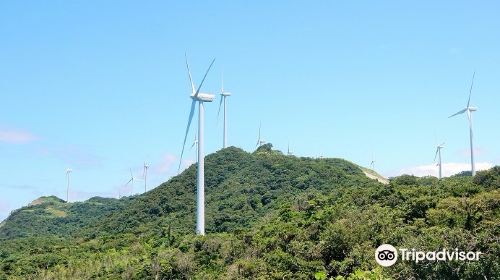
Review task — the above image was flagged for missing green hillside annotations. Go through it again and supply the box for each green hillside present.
[0,146,498,279]
[0,196,126,239]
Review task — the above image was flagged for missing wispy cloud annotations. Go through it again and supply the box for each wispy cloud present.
[155,154,178,174]
[398,162,493,178]
[0,199,9,212]
[37,146,103,168]
[0,199,10,222]
[152,153,194,175]
[0,184,39,191]
[0,128,38,144]
[448,47,462,56]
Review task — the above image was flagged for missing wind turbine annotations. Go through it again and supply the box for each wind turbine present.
[217,74,231,148]
[256,123,266,148]
[449,72,478,176]
[65,168,72,203]
[124,168,135,195]
[143,162,150,193]
[370,152,375,170]
[434,143,445,179]
[287,142,293,156]
[191,133,199,162]
[178,55,215,236]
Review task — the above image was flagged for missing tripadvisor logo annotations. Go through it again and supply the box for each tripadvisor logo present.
[375,244,398,267]
[375,244,482,267]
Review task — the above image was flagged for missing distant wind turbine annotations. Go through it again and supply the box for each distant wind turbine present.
[178,54,215,236]
[65,168,72,203]
[143,162,150,193]
[191,133,199,162]
[125,168,135,194]
[449,72,478,176]
[256,123,266,148]
[217,74,231,148]
[434,143,445,179]
[287,142,293,156]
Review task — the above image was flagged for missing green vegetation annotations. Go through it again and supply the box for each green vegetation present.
[0,147,498,279]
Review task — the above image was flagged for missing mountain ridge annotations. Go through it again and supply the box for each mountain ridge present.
[0,146,378,239]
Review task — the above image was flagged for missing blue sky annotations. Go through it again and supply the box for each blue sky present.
[1,1,499,221]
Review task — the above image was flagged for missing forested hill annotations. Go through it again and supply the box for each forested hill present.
[0,145,376,240]
[0,146,498,279]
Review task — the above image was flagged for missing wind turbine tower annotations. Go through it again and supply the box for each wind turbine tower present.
[178,55,215,236]
[217,74,231,148]
[434,143,445,179]
[65,168,72,203]
[256,123,266,148]
[143,162,150,193]
[449,72,478,176]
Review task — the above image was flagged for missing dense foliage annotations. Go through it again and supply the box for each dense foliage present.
[0,147,498,279]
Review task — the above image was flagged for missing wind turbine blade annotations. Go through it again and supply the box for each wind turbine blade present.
[434,148,439,161]
[217,96,223,120]
[448,108,467,118]
[185,53,196,94]
[191,134,197,149]
[178,100,197,172]
[221,72,224,93]
[467,71,475,108]
[194,58,216,97]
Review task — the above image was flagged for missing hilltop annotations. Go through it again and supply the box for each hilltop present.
[28,196,65,206]
[0,195,126,239]
[0,147,498,279]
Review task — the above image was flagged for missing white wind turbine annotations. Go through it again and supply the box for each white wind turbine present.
[287,142,293,156]
[217,74,231,148]
[434,143,445,179]
[125,168,135,194]
[143,162,150,193]
[191,133,199,162]
[178,55,215,236]
[370,156,376,170]
[449,72,478,176]
[256,123,266,148]
[65,168,72,203]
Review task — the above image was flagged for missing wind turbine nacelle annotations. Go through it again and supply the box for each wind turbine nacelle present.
[468,107,477,112]
[191,93,215,102]
[221,92,232,97]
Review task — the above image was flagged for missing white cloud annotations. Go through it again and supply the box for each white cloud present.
[0,128,37,143]
[398,162,494,177]
[448,47,462,56]
[0,199,9,212]
[0,199,10,222]
[37,146,103,168]
[153,153,195,175]
[155,154,178,174]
